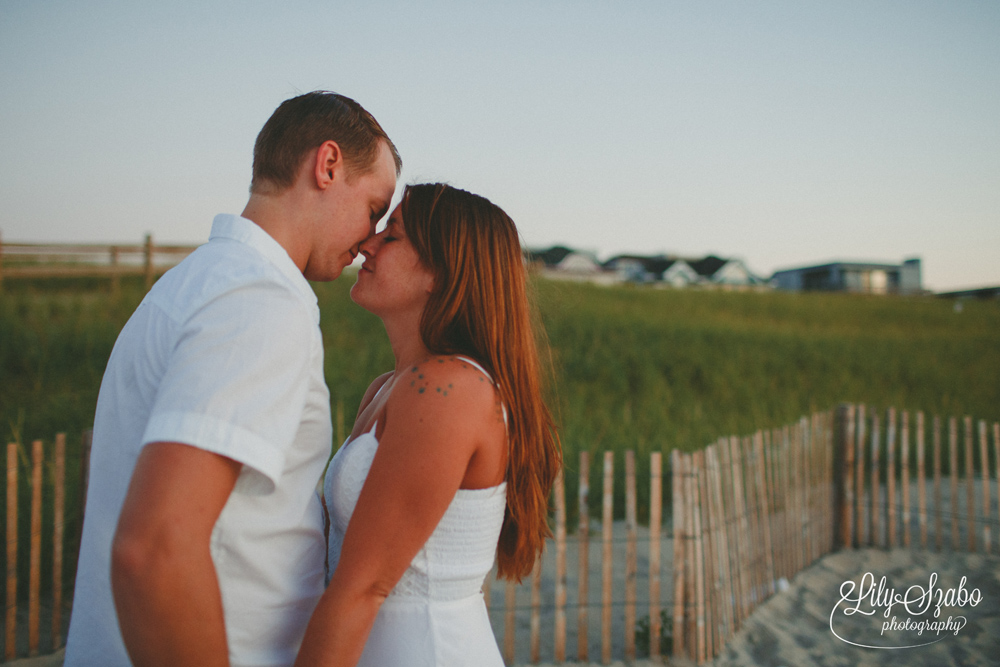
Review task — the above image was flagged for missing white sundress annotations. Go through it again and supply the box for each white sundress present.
[323,359,507,666]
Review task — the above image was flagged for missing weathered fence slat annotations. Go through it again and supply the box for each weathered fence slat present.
[716,439,737,629]
[917,412,928,548]
[530,554,541,663]
[702,445,722,654]
[29,440,42,657]
[624,451,637,662]
[504,578,516,664]
[577,451,589,662]
[706,446,731,647]
[5,443,17,661]
[949,417,959,550]
[691,451,707,665]
[934,415,943,551]
[902,411,911,547]
[965,417,976,552]
[995,423,1000,552]
[695,449,715,659]
[887,409,897,549]
[671,450,685,660]
[842,405,856,547]
[53,434,66,649]
[648,451,662,661]
[684,452,697,657]
[753,433,775,597]
[601,451,613,665]
[553,467,566,662]
[979,420,991,554]
[871,412,882,548]
[856,406,868,547]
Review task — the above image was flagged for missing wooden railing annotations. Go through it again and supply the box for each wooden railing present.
[0,234,198,291]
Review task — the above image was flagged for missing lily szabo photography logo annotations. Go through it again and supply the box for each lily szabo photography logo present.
[829,572,982,649]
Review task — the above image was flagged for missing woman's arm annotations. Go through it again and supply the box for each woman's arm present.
[295,358,503,667]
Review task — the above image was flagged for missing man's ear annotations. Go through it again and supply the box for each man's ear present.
[314,140,344,189]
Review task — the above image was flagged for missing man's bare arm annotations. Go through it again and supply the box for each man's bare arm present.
[111,441,241,667]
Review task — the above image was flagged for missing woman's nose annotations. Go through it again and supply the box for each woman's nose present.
[359,234,381,257]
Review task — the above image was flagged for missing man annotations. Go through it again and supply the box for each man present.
[64,92,401,667]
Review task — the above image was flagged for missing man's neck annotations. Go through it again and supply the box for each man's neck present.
[241,193,310,273]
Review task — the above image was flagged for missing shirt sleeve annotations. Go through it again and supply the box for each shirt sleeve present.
[141,280,316,495]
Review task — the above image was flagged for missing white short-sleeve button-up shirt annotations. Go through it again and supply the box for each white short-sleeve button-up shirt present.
[65,214,333,667]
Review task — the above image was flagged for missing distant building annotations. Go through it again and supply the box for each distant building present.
[525,245,617,284]
[603,255,702,287]
[526,245,601,272]
[771,258,922,295]
[688,255,761,287]
[936,285,1000,300]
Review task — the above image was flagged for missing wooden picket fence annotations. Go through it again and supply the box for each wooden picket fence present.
[0,234,197,291]
[839,406,1000,554]
[484,450,667,664]
[3,433,91,660]
[669,405,1000,666]
[669,411,836,665]
[6,407,999,663]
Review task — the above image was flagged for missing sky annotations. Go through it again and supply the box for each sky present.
[1,1,998,291]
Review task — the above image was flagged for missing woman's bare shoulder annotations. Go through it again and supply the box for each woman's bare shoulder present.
[389,355,503,426]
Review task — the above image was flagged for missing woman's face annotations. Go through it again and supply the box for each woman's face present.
[350,204,435,319]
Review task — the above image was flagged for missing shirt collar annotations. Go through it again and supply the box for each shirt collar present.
[209,213,318,313]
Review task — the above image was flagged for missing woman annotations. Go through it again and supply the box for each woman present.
[295,183,562,666]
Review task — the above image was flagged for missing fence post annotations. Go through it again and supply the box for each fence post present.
[553,467,566,662]
[835,404,854,549]
[577,451,590,662]
[902,411,911,547]
[705,446,732,649]
[753,433,775,597]
[110,246,120,296]
[994,423,1000,549]
[53,434,66,649]
[887,408,897,549]
[871,413,882,547]
[29,441,42,656]
[917,412,927,548]
[670,450,685,660]
[0,229,5,291]
[965,417,976,552]
[933,416,942,551]
[503,578,516,664]
[648,451,662,662]
[144,233,154,289]
[601,451,614,665]
[979,421,991,554]
[949,417,959,550]
[530,555,541,663]
[5,443,17,661]
[856,406,867,547]
[624,451,637,662]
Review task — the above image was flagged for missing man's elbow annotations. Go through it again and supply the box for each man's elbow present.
[111,523,187,600]
[111,528,156,596]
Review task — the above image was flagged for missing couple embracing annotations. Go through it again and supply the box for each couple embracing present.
[64,91,561,666]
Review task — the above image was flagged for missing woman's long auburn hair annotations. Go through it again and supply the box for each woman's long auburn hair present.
[401,183,562,581]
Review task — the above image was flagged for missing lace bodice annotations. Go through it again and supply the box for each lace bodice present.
[324,426,506,601]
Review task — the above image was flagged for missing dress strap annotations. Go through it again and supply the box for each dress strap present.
[454,356,508,428]
[454,355,493,382]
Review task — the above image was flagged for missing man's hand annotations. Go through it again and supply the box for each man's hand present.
[111,441,241,667]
